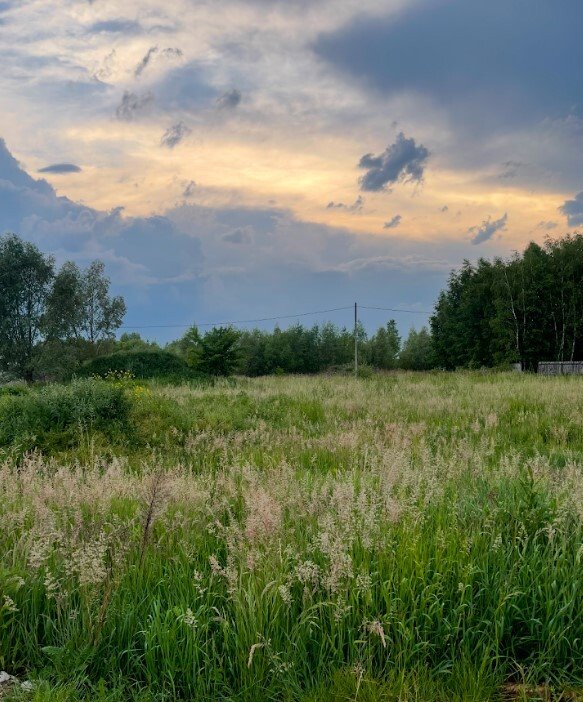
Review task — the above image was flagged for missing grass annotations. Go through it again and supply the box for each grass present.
[0,372,582,701]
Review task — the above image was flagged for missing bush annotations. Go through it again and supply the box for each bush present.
[0,379,131,453]
[79,350,193,380]
[0,383,28,397]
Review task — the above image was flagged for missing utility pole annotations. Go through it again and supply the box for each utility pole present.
[354,301,358,377]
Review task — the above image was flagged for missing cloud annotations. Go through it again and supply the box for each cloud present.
[383,214,401,229]
[536,220,558,231]
[221,227,253,244]
[135,46,158,78]
[182,180,196,198]
[161,122,191,148]
[358,133,429,192]
[216,89,242,110]
[115,90,154,120]
[469,213,508,245]
[161,48,183,59]
[89,19,142,34]
[0,139,202,288]
[134,46,183,78]
[559,192,583,226]
[0,139,462,341]
[326,195,364,212]
[155,62,216,111]
[314,0,583,134]
[499,161,524,180]
[38,163,82,174]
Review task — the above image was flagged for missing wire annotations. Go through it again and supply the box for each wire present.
[360,305,432,315]
[119,306,354,330]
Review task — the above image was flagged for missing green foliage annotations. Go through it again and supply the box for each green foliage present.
[45,260,126,346]
[80,351,193,380]
[431,233,583,369]
[197,326,241,376]
[0,234,126,381]
[0,378,131,453]
[165,325,201,366]
[111,333,160,355]
[0,234,55,382]
[399,326,434,370]
[366,320,401,369]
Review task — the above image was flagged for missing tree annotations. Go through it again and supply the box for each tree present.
[0,234,54,381]
[44,261,85,340]
[45,260,126,351]
[80,261,126,346]
[115,332,160,354]
[198,327,240,376]
[367,320,400,369]
[430,234,583,370]
[167,325,202,367]
[399,327,434,370]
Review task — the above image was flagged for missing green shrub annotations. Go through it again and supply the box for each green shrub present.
[0,379,131,453]
[0,383,28,397]
[79,350,193,381]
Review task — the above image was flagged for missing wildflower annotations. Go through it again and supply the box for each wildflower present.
[356,573,372,595]
[2,595,18,613]
[178,607,198,630]
[43,570,60,600]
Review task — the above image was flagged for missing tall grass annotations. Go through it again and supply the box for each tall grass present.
[0,373,582,701]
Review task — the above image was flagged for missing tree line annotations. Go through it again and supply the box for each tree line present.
[161,320,433,376]
[1,231,581,379]
[430,234,583,370]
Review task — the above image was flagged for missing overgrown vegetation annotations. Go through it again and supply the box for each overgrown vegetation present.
[79,350,193,381]
[1,373,582,701]
[0,379,131,455]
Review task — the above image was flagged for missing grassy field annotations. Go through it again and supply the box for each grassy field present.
[0,372,582,701]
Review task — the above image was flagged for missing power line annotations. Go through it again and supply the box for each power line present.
[360,305,432,315]
[119,305,353,330]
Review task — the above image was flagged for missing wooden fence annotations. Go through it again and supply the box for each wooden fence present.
[537,361,583,375]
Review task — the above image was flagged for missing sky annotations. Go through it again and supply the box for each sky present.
[0,0,582,339]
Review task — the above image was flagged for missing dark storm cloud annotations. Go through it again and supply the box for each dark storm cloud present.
[38,163,82,174]
[216,89,242,110]
[0,140,459,341]
[358,133,429,192]
[314,0,583,132]
[160,122,191,148]
[559,192,583,226]
[115,90,154,120]
[0,139,202,285]
[383,215,402,229]
[469,213,508,245]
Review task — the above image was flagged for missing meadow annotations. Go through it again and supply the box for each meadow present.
[0,372,582,701]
